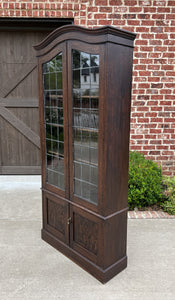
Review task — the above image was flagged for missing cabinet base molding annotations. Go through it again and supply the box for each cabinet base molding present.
[42,229,127,284]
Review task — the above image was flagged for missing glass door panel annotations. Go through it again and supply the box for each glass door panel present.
[42,53,65,190]
[72,50,99,205]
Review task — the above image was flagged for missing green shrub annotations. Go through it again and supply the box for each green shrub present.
[128,151,163,210]
[161,176,175,215]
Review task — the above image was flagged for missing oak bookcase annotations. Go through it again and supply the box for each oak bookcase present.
[34,25,136,283]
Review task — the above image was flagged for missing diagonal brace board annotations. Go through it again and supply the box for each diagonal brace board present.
[0,106,40,149]
[0,62,37,98]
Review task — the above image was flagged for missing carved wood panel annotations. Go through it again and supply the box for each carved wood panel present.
[47,198,66,235]
[43,192,69,244]
[69,205,101,263]
[73,213,98,255]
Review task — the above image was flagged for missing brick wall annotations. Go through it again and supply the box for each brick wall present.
[0,0,175,175]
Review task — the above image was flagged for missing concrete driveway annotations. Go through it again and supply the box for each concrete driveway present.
[0,176,175,300]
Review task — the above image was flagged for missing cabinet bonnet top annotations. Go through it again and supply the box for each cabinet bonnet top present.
[34,25,136,57]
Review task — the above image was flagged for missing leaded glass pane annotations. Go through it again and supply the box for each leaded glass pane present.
[72,50,99,205]
[42,52,65,190]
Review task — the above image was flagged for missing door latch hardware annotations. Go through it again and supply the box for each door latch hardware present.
[67,217,72,225]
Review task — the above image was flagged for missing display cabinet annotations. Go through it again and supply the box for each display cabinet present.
[34,25,136,283]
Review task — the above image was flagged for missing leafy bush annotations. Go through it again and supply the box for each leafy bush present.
[128,151,163,210]
[161,176,175,215]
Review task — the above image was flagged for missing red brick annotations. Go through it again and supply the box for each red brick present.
[151,27,163,33]
[134,65,146,70]
[88,7,98,12]
[164,27,175,32]
[148,65,160,70]
[143,146,156,150]
[166,14,175,20]
[160,89,172,94]
[123,13,136,19]
[163,53,175,58]
[164,118,175,122]
[127,20,140,26]
[114,7,127,13]
[95,0,107,5]
[148,76,161,82]
[99,20,112,25]
[156,145,169,150]
[145,113,157,118]
[138,118,149,123]
[94,13,106,19]
[130,146,142,150]
[144,7,156,13]
[131,135,144,139]
[138,83,150,88]
[151,107,163,111]
[157,8,170,13]
[152,14,165,19]
[99,7,112,12]
[132,113,144,117]
[141,20,155,26]
[124,0,137,4]
[161,65,174,70]
[160,101,172,105]
[153,0,166,6]
[109,0,122,4]
[150,140,162,145]
[151,83,163,88]
[109,14,121,19]
[137,107,149,111]
[113,20,126,26]
[129,7,142,12]
[136,27,150,33]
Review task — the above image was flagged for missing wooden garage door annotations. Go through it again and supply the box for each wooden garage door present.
[0,30,51,174]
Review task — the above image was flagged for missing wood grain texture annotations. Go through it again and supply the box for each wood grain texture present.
[0,107,40,148]
[0,30,50,174]
[36,25,135,283]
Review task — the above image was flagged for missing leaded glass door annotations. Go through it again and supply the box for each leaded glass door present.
[68,42,104,210]
[40,43,69,199]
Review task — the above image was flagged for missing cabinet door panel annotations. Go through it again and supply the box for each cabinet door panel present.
[70,205,101,264]
[43,192,69,244]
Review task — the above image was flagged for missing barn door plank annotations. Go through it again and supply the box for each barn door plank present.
[0,98,38,107]
[0,61,37,98]
[0,106,40,148]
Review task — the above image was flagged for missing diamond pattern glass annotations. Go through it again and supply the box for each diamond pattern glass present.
[72,50,99,205]
[42,53,65,190]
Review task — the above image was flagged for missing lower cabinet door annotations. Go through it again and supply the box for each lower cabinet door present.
[69,205,102,264]
[43,192,69,245]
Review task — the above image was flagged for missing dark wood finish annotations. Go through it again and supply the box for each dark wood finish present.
[70,205,102,264]
[35,25,136,283]
[43,191,69,244]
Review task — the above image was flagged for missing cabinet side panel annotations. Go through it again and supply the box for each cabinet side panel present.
[105,43,134,213]
[104,211,127,269]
